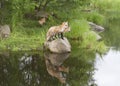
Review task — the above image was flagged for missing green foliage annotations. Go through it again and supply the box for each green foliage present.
[0,0,93,26]
[85,12,105,25]
[0,0,109,52]
[92,0,120,19]
[0,0,12,24]
[80,31,107,53]
[65,19,107,53]
[0,25,46,51]
[93,0,120,11]
[103,19,120,51]
[67,19,89,38]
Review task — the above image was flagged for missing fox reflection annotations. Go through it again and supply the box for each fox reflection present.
[44,52,70,84]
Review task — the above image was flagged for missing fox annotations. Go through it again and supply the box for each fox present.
[46,22,70,41]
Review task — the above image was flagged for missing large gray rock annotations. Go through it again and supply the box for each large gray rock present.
[88,22,104,33]
[0,25,11,38]
[44,37,71,53]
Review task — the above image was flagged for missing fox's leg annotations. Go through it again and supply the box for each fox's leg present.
[47,36,53,41]
[51,35,56,41]
[54,34,58,39]
[57,33,60,38]
[60,33,64,39]
[58,33,61,38]
[58,33,64,39]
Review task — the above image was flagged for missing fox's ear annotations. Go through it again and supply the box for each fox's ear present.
[65,21,68,24]
[62,22,65,24]
[66,21,69,25]
[62,21,68,25]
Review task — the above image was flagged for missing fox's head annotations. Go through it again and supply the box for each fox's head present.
[60,22,69,32]
[64,27,70,32]
[62,22,68,29]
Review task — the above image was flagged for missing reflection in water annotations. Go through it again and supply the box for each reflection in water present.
[44,52,70,84]
[103,19,120,50]
[0,49,97,86]
[0,51,72,86]
[0,52,11,86]
[0,51,44,86]
[0,48,97,86]
[19,53,41,85]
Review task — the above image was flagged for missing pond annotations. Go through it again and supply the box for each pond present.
[0,19,120,86]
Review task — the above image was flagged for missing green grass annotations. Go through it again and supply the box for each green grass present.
[66,19,107,53]
[3,0,119,52]
[0,19,107,53]
[94,0,120,11]
[67,19,89,39]
[93,0,120,19]
[0,25,47,51]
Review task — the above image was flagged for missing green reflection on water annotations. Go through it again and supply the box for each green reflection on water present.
[103,19,120,50]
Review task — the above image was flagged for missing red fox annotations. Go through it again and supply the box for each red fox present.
[46,22,70,41]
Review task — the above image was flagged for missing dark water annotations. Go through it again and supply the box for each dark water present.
[0,19,120,86]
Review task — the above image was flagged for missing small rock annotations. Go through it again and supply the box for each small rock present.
[0,25,11,38]
[88,22,104,33]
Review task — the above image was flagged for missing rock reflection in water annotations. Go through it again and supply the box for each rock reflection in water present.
[44,52,70,84]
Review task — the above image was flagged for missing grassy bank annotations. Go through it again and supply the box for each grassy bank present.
[0,19,107,53]
[0,25,47,51]
[0,13,107,53]
[1,0,120,53]
[67,19,107,53]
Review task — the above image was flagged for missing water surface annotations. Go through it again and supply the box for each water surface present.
[94,49,120,86]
